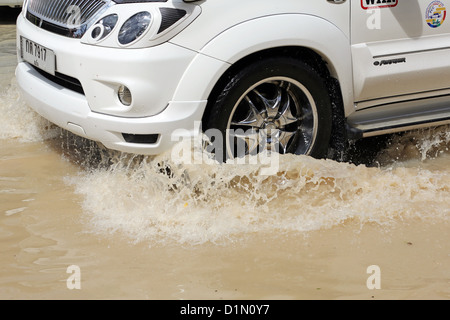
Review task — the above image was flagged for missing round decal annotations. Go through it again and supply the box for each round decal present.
[426,1,447,28]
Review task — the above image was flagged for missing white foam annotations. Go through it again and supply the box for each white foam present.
[66,146,450,245]
[5,207,27,216]
[0,79,60,142]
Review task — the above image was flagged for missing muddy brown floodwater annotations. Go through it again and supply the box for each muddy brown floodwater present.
[0,8,449,300]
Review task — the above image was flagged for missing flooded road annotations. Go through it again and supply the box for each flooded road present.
[1,7,449,300]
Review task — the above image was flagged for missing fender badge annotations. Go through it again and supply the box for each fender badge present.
[373,58,406,66]
[426,1,447,28]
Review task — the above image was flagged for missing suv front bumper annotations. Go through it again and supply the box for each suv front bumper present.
[15,13,209,155]
[16,62,207,154]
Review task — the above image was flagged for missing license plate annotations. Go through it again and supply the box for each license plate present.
[20,36,56,75]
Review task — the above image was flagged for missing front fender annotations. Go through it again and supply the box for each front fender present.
[173,14,354,117]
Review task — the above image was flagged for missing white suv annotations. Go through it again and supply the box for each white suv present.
[15,0,450,160]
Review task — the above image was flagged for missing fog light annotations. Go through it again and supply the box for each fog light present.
[118,85,132,106]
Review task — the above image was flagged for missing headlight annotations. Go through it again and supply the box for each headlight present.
[81,3,202,48]
[91,14,119,41]
[118,11,152,45]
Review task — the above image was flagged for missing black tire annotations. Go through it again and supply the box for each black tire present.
[204,57,333,162]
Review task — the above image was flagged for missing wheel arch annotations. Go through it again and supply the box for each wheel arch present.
[202,46,338,122]
[171,14,353,158]
[173,14,353,115]
[201,46,349,159]
[199,14,353,114]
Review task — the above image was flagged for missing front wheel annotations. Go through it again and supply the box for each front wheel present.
[204,57,333,161]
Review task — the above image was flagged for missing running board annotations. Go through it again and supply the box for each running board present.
[346,94,450,139]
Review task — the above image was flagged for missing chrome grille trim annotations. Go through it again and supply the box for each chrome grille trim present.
[28,0,110,27]
[26,0,114,38]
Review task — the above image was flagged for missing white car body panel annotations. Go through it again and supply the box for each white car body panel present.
[191,14,353,116]
[170,0,350,51]
[352,0,450,104]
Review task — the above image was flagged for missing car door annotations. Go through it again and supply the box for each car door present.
[351,0,450,107]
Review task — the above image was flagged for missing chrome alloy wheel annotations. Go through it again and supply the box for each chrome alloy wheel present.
[226,77,319,158]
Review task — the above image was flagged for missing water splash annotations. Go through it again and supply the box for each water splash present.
[64,141,450,245]
[2,82,449,245]
[376,125,450,165]
[0,80,60,142]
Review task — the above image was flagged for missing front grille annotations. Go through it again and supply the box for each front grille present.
[26,0,112,38]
